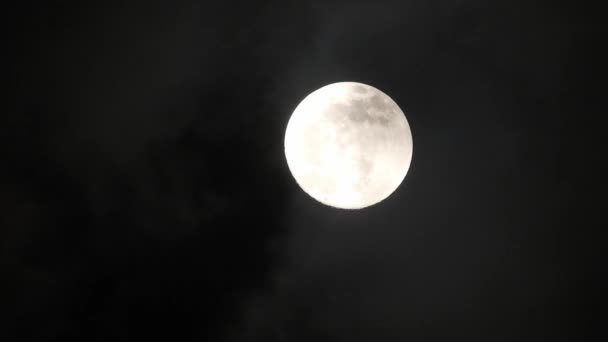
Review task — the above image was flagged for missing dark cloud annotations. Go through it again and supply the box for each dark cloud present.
[3,0,600,341]
[4,1,293,341]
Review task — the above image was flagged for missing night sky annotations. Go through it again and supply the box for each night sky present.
[4,1,602,341]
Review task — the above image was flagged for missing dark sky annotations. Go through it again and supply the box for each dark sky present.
[3,1,602,341]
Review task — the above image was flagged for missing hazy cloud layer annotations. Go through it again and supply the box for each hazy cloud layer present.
[3,1,600,341]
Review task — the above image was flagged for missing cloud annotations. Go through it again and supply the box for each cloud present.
[3,1,293,340]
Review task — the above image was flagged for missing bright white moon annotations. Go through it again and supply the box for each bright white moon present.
[284,82,413,209]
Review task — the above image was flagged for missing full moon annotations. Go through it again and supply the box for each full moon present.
[284,82,413,209]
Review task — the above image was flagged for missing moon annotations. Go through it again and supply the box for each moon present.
[284,82,413,209]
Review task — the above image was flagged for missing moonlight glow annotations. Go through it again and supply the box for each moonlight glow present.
[284,82,413,209]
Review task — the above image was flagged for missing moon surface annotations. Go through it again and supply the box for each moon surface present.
[284,82,413,209]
